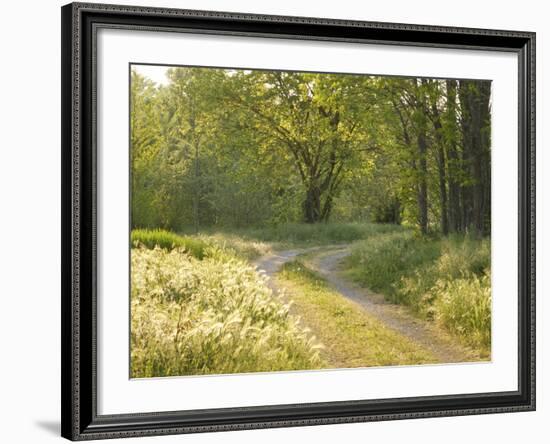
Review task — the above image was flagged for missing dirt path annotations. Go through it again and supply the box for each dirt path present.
[254,245,343,291]
[254,246,479,364]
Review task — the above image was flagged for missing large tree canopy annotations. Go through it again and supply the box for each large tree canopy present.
[130,67,491,236]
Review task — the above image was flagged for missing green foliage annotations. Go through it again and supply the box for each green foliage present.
[433,272,491,351]
[346,233,490,353]
[397,236,490,311]
[200,232,271,260]
[131,66,491,234]
[131,247,323,377]
[132,229,271,261]
[129,64,494,366]
[240,222,403,246]
[131,229,207,259]
[345,230,441,298]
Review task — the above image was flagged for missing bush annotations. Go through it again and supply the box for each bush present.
[131,229,207,258]
[346,231,440,301]
[131,247,323,377]
[131,229,271,261]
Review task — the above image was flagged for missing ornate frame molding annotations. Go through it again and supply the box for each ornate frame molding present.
[61,2,535,440]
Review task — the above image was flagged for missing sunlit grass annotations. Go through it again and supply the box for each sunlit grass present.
[277,260,437,368]
[131,228,271,261]
[132,224,491,370]
[231,222,404,247]
[131,246,324,377]
[344,233,491,355]
[131,229,207,258]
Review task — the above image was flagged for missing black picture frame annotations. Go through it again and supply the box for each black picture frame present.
[61,2,536,440]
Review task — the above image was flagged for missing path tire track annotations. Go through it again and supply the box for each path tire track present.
[254,246,482,364]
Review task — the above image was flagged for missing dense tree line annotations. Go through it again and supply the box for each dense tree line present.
[131,67,491,236]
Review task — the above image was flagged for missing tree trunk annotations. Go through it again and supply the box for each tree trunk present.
[437,144,449,235]
[445,79,462,233]
[189,97,200,234]
[417,80,429,235]
[431,98,449,236]
[470,85,484,237]
[417,129,429,235]
[320,194,333,222]
[302,108,342,224]
[459,79,491,237]
[479,81,492,236]
[459,80,474,233]
[303,184,321,223]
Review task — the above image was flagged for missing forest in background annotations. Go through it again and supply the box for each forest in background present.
[131,66,491,236]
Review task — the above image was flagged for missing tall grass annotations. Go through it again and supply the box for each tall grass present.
[238,222,403,246]
[433,272,491,350]
[132,229,207,258]
[277,260,437,367]
[134,223,403,252]
[346,232,491,354]
[131,246,323,377]
[132,228,270,260]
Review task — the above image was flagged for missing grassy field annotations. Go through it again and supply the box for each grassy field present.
[132,228,271,260]
[277,260,437,368]
[344,231,491,355]
[130,224,491,375]
[228,222,405,248]
[130,240,323,378]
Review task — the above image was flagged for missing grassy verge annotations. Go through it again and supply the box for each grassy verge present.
[132,229,208,258]
[131,246,324,378]
[227,222,405,248]
[277,260,437,368]
[132,225,491,362]
[131,228,271,261]
[344,232,491,355]
[133,222,404,253]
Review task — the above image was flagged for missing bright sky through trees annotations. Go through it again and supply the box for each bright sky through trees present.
[132,64,169,86]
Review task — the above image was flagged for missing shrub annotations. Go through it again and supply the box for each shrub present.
[435,235,490,279]
[131,229,271,261]
[131,229,207,258]
[346,231,440,302]
[131,247,323,377]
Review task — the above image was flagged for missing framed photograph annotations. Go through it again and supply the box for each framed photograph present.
[61,2,535,440]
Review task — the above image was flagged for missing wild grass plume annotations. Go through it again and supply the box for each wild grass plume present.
[131,245,323,377]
